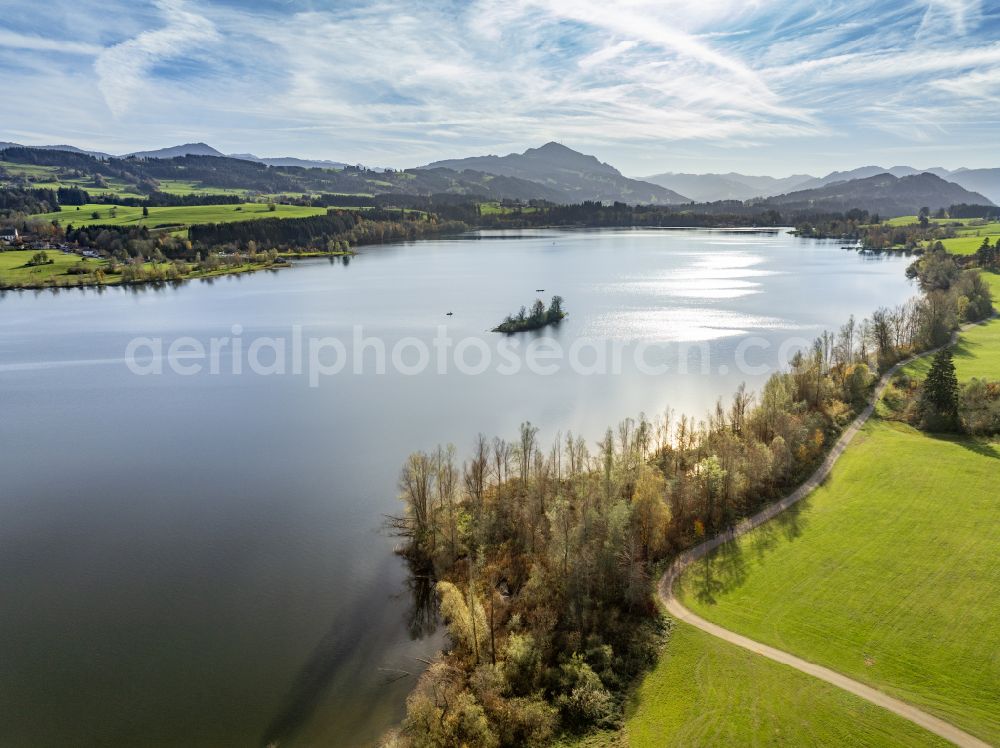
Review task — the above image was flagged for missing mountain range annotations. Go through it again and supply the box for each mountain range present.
[644,165,1000,205]
[1,139,996,214]
[0,141,353,171]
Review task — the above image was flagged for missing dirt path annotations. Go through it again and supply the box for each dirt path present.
[657,320,995,748]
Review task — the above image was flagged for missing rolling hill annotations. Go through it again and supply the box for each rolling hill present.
[423,141,689,204]
[0,141,112,159]
[0,146,566,203]
[758,172,994,216]
[793,166,1000,204]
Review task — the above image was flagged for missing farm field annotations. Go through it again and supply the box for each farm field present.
[34,202,328,229]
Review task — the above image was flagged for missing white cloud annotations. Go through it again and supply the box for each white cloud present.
[94,0,219,116]
[0,30,102,55]
[577,41,639,70]
[3,0,999,173]
[917,0,982,38]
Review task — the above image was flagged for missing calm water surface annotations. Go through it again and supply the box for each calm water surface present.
[0,228,914,746]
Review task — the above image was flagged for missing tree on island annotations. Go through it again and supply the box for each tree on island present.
[493,295,567,333]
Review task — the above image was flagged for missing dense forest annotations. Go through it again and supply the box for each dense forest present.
[382,263,994,746]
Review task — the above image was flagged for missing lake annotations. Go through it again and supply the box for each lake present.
[0,228,915,746]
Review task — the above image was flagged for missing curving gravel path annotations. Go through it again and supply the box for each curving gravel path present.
[657,320,996,748]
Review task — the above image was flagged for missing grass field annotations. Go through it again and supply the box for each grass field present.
[479,201,539,215]
[883,216,965,227]
[879,216,1000,255]
[152,179,248,196]
[673,417,1000,744]
[934,221,998,255]
[0,249,109,285]
[624,623,949,747]
[983,269,1000,296]
[0,249,295,288]
[898,272,1000,382]
[939,235,993,254]
[899,317,1000,383]
[34,202,327,229]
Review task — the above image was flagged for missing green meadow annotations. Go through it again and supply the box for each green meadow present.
[901,318,1000,383]
[0,249,109,286]
[673,418,1000,744]
[902,272,1000,381]
[34,202,327,229]
[478,201,539,215]
[941,231,1000,255]
[151,179,248,196]
[624,623,949,747]
[883,215,966,227]
[879,215,1000,255]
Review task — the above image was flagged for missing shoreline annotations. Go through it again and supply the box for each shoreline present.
[0,249,355,292]
[0,224,793,292]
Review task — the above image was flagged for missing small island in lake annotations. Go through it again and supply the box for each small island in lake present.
[493,294,565,333]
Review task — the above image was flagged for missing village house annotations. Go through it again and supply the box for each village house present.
[0,227,20,245]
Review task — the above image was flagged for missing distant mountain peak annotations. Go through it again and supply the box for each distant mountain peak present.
[533,141,575,153]
[421,143,687,204]
[128,142,225,159]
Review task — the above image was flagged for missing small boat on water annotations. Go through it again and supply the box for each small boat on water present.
[446,311,453,316]
[535,288,544,292]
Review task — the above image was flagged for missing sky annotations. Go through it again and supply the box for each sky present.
[1,0,999,177]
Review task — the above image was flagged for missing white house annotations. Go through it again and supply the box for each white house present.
[0,227,19,244]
